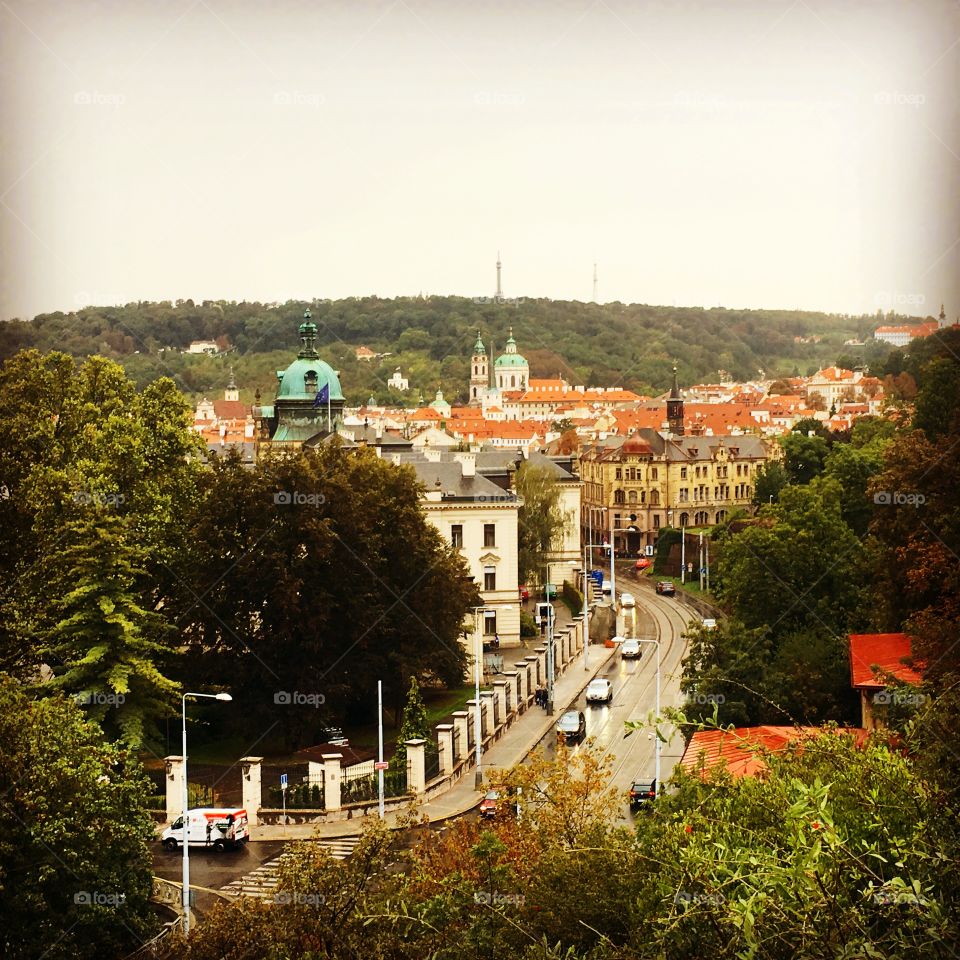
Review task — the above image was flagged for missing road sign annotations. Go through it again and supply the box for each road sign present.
[280,773,288,789]
[375,761,389,771]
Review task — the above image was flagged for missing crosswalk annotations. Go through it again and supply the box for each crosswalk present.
[220,836,360,900]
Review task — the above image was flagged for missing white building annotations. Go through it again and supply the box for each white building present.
[187,340,220,354]
[387,368,409,391]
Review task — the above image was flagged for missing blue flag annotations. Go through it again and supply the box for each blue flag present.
[313,384,330,408]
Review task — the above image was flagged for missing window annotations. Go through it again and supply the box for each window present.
[679,512,690,526]
[680,466,688,479]
[484,611,497,635]
[614,489,626,505]
[650,467,658,480]
[615,468,623,480]
[484,566,496,591]
[628,490,638,504]
[451,524,463,549]
[653,514,661,529]
[484,523,496,547]
[650,489,660,506]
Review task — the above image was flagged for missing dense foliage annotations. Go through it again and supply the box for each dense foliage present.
[0,296,900,405]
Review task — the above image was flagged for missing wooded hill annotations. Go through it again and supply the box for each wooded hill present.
[0,296,901,405]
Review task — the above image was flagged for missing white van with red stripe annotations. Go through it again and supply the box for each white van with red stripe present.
[161,808,249,852]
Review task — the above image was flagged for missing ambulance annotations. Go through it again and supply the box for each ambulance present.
[161,808,249,852]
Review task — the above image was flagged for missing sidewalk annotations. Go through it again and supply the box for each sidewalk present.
[251,637,619,841]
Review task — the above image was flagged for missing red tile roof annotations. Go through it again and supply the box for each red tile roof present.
[848,633,923,689]
[679,725,869,779]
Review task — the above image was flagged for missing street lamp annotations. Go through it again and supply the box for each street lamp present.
[633,638,661,792]
[181,691,232,937]
[471,605,512,789]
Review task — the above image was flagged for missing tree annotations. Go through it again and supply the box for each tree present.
[913,356,960,442]
[819,441,887,536]
[753,459,788,505]
[779,430,830,484]
[34,514,180,748]
[514,462,568,586]
[392,676,430,770]
[0,676,158,960]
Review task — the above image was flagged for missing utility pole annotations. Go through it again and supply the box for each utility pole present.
[699,533,705,591]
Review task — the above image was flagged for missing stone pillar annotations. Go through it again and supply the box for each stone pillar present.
[481,690,497,732]
[436,724,454,775]
[493,680,508,722]
[406,739,426,795]
[573,616,584,652]
[323,754,342,812]
[239,756,263,826]
[535,646,548,689]
[467,698,483,743]
[502,672,519,713]
[452,710,470,760]
[525,654,540,687]
[514,662,528,704]
[164,756,184,823]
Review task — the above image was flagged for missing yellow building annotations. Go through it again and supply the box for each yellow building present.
[578,429,775,554]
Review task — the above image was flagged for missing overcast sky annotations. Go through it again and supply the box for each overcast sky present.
[2,0,958,321]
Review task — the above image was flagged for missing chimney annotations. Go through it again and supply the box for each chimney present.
[454,450,476,477]
[424,447,442,462]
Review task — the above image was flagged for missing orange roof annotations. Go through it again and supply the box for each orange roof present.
[212,399,249,420]
[813,367,857,382]
[680,726,869,779]
[848,633,923,689]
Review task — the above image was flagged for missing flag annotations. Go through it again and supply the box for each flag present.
[313,384,329,408]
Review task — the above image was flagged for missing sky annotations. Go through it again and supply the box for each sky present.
[1,0,958,321]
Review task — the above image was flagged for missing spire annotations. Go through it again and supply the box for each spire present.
[667,363,684,437]
[669,363,680,399]
[473,328,485,354]
[298,307,319,360]
[227,365,237,391]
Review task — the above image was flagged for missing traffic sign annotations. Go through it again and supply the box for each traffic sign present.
[280,773,288,789]
[374,761,389,771]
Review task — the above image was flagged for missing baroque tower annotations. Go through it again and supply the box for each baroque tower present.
[470,330,488,405]
[666,364,685,437]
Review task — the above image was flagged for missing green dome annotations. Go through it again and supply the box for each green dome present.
[495,353,528,368]
[276,358,344,400]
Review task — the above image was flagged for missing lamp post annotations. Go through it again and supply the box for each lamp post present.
[181,691,232,936]
[634,638,661,792]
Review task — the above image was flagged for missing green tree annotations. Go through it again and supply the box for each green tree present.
[913,355,960,442]
[779,430,830,484]
[392,675,430,770]
[0,676,158,960]
[819,441,886,536]
[752,458,789,505]
[35,514,180,748]
[514,462,568,586]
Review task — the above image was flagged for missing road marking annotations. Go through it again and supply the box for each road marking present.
[219,837,360,900]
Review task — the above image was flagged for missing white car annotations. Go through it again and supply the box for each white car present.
[702,618,717,630]
[621,638,641,659]
[586,678,613,703]
[620,592,635,608]
[601,579,612,594]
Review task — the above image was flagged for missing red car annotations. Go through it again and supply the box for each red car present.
[635,558,652,571]
[519,585,530,601]
[479,790,500,818]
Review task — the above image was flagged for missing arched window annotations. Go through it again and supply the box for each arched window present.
[679,512,690,527]
[627,490,638,504]
[694,510,708,525]
[511,375,516,388]
[639,490,646,504]
[614,489,626,505]
[650,489,660,506]
[716,510,727,523]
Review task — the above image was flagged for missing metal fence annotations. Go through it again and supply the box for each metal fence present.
[341,765,406,804]
[424,745,440,781]
[269,775,325,809]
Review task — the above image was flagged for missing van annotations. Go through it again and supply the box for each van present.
[161,808,249,852]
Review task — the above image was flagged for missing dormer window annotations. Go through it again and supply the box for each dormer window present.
[305,369,318,392]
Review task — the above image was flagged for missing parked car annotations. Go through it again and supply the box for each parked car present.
[556,710,587,743]
[318,726,349,746]
[479,790,500,818]
[620,591,636,608]
[702,618,717,630]
[621,638,641,659]
[634,558,652,570]
[519,585,530,601]
[655,581,676,596]
[586,678,613,704]
[601,579,612,594]
[629,779,657,808]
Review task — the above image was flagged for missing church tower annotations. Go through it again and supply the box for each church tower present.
[940,304,948,329]
[470,330,488,405]
[666,364,685,437]
[224,366,239,402]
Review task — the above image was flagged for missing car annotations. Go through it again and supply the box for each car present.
[601,579,612,594]
[655,581,676,596]
[634,558,652,570]
[629,779,657,808]
[621,638,641,659]
[519,585,530,601]
[318,726,349,746]
[479,790,500,818]
[620,592,636,608]
[586,678,613,704]
[556,710,587,743]
[702,618,717,630]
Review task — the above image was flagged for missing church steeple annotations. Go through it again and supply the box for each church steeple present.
[298,307,319,360]
[666,364,684,436]
[469,330,488,406]
[224,366,239,402]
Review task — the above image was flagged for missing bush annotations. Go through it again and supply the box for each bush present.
[520,610,538,637]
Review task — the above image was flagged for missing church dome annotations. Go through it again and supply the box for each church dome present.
[494,328,528,368]
[276,358,344,400]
